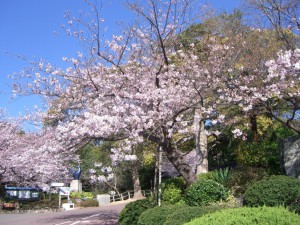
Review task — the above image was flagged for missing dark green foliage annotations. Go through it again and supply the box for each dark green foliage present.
[139,166,155,190]
[290,197,300,214]
[18,200,58,210]
[184,179,228,206]
[208,128,239,170]
[137,205,185,225]
[228,166,269,196]
[118,199,154,225]
[162,177,186,205]
[185,206,300,225]
[163,205,226,225]
[208,120,296,175]
[79,199,98,207]
[244,175,300,209]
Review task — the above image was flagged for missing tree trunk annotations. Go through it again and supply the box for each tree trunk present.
[194,108,208,175]
[141,132,197,185]
[250,113,259,143]
[131,161,144,199]
[163,139,196,185]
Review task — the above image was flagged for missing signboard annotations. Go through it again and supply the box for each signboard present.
[59,187,70,196]
[51,182,65,187]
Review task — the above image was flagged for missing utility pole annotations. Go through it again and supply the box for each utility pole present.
[158,146,162,207]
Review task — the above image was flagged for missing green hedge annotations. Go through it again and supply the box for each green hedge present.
[118,199,154,225]
[137,205,185,225]
[244,175,300,210]
[184,179,228,206]
[184,206,300,225]
[163,205,226,225]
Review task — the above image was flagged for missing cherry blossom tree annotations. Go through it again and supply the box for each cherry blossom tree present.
[222,48,300,135]
[13,0,299,188]
[0,116,78,187]
[11,0,246,185]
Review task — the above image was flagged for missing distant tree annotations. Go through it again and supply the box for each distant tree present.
[0,117,77,187]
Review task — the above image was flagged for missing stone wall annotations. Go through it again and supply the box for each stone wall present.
[281,136,300,178]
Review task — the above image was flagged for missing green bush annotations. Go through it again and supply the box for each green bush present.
[163,205,226,225]
[118,199,154,225]
[184,179,228,206]
[197,168,231,188]
[228,166,269,196]
[290,197,300,214]
[244,175,300,209]
[138,205,185,225]
[80,199,98,207]
[70,191,94,199]
[184,206,300,225]
[162,177,186,205]
[196,171,214,181]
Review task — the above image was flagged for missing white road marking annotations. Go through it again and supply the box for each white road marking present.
[69,221,90,225]
[54,221,72,225]
[69,222,80,225]
[82,214,100,220]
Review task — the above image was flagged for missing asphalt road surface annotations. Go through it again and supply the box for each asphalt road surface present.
[0,202,127,225]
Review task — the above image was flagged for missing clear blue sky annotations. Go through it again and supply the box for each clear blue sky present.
[0,0,241,121]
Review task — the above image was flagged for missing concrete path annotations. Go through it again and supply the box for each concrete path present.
[0,201,129,225]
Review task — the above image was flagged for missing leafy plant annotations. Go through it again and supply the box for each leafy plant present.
[162,177,186,205]
[210,167,231,188]
[184,179,228,206]
[184,206,300,225]
[244,175,300,211]
[118,199,154,225]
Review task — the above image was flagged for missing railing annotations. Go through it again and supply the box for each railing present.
[110,190,152,202]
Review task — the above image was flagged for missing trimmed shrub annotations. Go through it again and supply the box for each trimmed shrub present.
[163,205,226,225]
[162,177,186,205]
[184,179,228,206]
[118,199,154,225]
[184,206,300,225]
[80,199,98,207]
[244,175,300,209]
[138,205,185,225]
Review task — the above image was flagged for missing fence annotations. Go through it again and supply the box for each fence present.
[110,190,152,202]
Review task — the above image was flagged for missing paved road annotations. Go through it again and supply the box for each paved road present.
[0,202,127,225]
